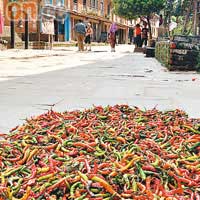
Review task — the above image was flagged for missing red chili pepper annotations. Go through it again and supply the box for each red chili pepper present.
[142,165,157,172]
[73,142,95,151]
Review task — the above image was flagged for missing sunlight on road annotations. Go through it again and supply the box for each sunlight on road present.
[0,45,131,82]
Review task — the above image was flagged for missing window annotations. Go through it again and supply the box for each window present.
[83,0,86,6]
[44,0,53,5]
[96,0,98,10]
[198,2,200,12]
[100,0,103,15]
[73,0,78,10]
[56,0,64,6]
[107,3,111,16]
[91,0,95,8]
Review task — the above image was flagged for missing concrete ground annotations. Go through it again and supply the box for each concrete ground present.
[0,45,200,133]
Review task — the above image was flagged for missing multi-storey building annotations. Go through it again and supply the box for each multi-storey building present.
[69,0,128,43]
[0,0,3,24]
[3,0,129,44]
[0,0,3,15]
[0,0,4,36]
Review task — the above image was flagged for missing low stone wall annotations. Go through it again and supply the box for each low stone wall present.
[0,43,7,50]
[0,40,8,50]
[6,41,52,50]
[155,35,200,71]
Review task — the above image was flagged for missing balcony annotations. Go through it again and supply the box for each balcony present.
[86,7,98,16]
[71,4,109,19]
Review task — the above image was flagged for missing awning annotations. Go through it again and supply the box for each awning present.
[116,23,128,30]
[103,22,111,26]
[71,13,99,24]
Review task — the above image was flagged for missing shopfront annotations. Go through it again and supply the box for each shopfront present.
[41,4,70,42]
[70,14,100,42]
[117,25,128,44]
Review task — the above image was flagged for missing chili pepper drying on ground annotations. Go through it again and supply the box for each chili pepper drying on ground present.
[0,105,200,199]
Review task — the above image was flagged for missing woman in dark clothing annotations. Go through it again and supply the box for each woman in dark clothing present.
[85,23,93,51]
[141,23,148,47]
[108,23,118,52]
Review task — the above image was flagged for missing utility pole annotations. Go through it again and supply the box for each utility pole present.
[10,8,15,48]
[24,12,29,49]
[37,0,41,47]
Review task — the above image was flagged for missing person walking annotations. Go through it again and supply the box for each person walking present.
[134,24,142,48]
[85,23,93,51]
[141,22,148,47]
[108,22,118,52]
[74,20,86,52]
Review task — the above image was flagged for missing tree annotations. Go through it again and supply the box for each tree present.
[166,0,196,35]
[113,0,166,38]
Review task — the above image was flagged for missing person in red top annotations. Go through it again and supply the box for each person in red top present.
[134,24,142,47]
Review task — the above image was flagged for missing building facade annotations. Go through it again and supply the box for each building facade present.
[69,0,128,43]
[0,0,4,32]
[3,0,129,44]
[0,0,3,15]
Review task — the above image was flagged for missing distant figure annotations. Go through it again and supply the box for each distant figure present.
[85,23,93,51]
[108,22,118,52]
[134,24,142,47]
[74,20,86,51]
[128,27,134,44]
[141,22,148,47]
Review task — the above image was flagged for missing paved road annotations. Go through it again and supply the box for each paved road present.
[0,45,200,132]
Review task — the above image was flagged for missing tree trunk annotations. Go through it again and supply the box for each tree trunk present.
[183,0,193,34]
[193,0,198,35]
[147,16,152,39]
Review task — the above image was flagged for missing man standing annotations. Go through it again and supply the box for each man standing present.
[74,20,86,51]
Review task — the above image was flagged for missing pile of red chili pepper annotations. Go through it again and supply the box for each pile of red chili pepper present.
[0,105,200,200]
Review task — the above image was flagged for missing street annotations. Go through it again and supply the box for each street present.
[0,44,200,133]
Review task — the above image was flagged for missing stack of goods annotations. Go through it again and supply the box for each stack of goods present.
[155,35,200,71]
